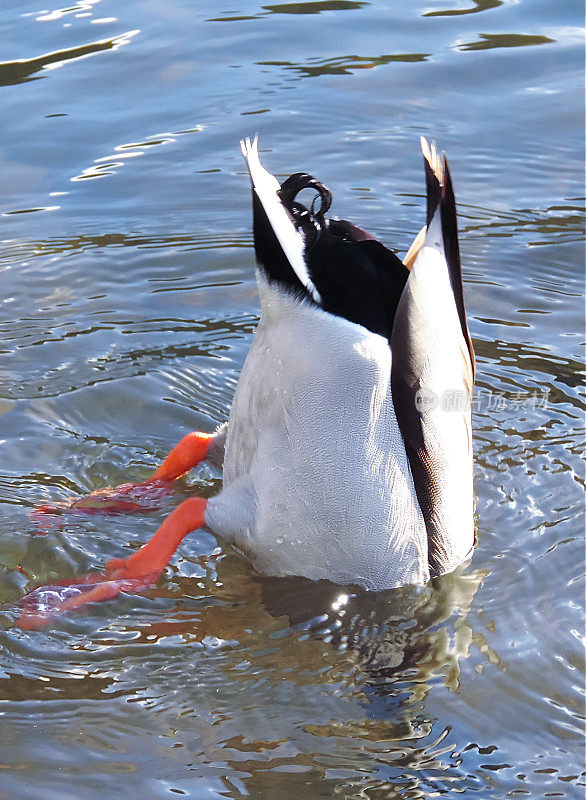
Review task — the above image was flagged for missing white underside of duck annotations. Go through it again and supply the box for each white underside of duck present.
[205,274,430,590]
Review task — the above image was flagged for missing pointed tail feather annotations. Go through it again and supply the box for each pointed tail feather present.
[440,157,476,379]
[421,136,443,228]
[391,139,475,576]
[240,136,321,303]
[417,138,475,378]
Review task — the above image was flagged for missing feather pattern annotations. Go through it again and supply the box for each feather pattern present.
[206,276,429,589]
[391,139,475,575]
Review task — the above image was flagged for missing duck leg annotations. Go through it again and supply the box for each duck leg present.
[18,478,261,628]
[18,496,209,628]
[32,425,226,521]
[20,427,226,626]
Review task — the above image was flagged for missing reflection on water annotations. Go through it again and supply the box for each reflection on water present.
[265,1,369,14]
[0,31,138,88]
[459,32,554,51]
[461,201,586,246]
[0,558,496,796]
[259,52,431,77]
[209,1,369,21]
[0,0,584,797]
[424,0,503,18]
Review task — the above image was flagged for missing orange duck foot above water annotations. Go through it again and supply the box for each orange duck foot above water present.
[30,431,214,524]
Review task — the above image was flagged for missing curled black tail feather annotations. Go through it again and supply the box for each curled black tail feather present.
[278,173,332,248]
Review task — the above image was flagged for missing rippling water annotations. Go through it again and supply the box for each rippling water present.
[0,1,584,798]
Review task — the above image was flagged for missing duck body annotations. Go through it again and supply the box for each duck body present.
[20,136,476,627]
[205,137,475,590]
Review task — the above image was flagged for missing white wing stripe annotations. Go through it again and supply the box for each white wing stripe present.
[240,136,322,304]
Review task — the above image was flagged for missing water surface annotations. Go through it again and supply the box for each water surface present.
[0,1,584,798]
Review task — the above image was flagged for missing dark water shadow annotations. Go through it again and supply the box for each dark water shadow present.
[259,52,429,77]
[265,0,368,13]
[242,565,502,793]
[424,0,502,17]
[257,567,492,685]
[208,1,367,21]
[459,33,554,52]
[0,32,138,89]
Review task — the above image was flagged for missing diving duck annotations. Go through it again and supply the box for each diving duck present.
[20,136,475,627]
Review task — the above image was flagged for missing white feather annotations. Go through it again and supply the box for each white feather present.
[240,136,322,304]
[405,207,475,569]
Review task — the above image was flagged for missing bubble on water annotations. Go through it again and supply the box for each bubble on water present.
[24,585,83,614]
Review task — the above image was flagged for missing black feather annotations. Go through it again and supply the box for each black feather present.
[261,172,409,342]
[441,159,476,380]
[251,189,312,302]
[309,226,408,341]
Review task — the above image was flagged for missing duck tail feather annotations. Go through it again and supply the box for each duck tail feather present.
[240,135,321,304]
[391,141,475,576]
[441,156,476,380]
[421,136,443,228]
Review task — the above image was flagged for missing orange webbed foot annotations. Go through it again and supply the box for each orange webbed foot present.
[31,479,174,524]
[31,430,214,523]
[17,572,160,629]
[18,496,209,629]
